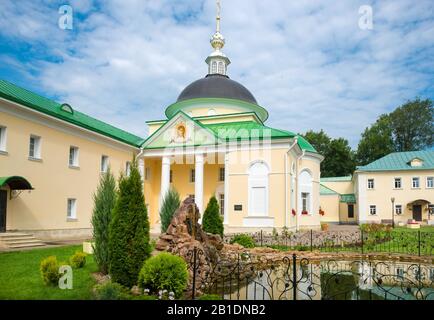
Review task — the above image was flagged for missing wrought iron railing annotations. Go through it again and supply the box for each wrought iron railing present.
[187,247,434,300]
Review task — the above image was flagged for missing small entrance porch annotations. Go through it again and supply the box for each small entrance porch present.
[407,199,432,224]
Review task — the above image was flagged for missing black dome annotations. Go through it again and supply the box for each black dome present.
[177,74,258,105]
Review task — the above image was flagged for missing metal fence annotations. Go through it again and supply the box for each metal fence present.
[224,229,434,257]
[187,247,434,300]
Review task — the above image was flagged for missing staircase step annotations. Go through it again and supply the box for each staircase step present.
[0,233,34,238]
[2,239,43,244]
[0,232,45,249]
[8,242,45,249]
[1,236,36,241]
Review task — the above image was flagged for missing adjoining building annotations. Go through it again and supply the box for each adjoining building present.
[320,151,434,225]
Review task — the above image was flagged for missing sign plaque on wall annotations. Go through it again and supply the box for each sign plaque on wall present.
[234,205,243,211]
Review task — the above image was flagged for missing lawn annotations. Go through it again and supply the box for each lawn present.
[0,245,97,300]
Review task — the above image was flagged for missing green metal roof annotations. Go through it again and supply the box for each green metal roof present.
[206,121,295,140]
[340,194,356,203]
[357,151,434,172]
[296,135,317,153]
[0,80,144,147]
[0,176,33,190]
[320,176,353,182]
[320,184,339,195]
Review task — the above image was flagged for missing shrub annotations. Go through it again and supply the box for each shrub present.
[94,281,126,300]
[138,252,188,298]
[198,294,222,300]
[202,196,224,237]
[230,234,255,248]
[91,167,117,274]
[159,187,180,233]
[70,251,87,268]
[109,158,152,287]
[40,256,60,286]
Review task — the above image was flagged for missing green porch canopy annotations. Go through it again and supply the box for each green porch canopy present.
[340,194,356,203]
[0,176,33,190]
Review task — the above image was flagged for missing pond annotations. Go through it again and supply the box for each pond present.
[201,259,434,300]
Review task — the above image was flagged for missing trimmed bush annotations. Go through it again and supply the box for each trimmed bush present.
[230,234,255,248]
[70,251,87,268]
[160,187,180,233]
[109,158,152,287]
[202,196,224,237]
[40,256,60,286]
[138,252,188,298]
[94,281,125,300]
[91,167,117,274]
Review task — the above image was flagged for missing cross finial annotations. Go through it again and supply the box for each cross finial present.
[216,0,221,32]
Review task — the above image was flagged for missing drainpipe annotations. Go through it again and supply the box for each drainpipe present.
[285,138,298,228]
[295,149,305,232]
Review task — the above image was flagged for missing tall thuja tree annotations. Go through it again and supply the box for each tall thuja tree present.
[160,187,180,233]
[202,196,224,237]
[91,167,117,274]
[108,158,151,287]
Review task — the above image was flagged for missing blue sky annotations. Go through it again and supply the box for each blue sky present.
[0,0,433,147]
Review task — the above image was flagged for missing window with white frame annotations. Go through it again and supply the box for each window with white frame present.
[29,135,41,159]
[67,198,77,219]
[219,193,225,216]
[427,177,434,188]
[69,146,79,167]
[429,204,434,215]
[219,167,225,182]
[395,204,402,215]
[145,167,150,180]
[367,179,374,189]
[211,61,217,74]
[369,205,377,215]
[101,155,109,172]
[0,126,6,152]
[412,177,420,188]
[190,169,195,183]
[394,177,402,189]
[301,192,310,213]
[125,161,131,176]
[248,162,269,216]
[218,62,224,74]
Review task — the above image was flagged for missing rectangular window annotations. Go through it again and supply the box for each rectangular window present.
[369,205,377,215]
[395,205,402,215]
[427,177,434,188]
[412,177,420,188]
[219,193,225,216]
[301,192,310,213]
[67,198,77,219]
[367,179,374,189]
[101,155,109,173]
[0,126,6,152]
[170,170,173,183]
[190,169,195,183]
[428,204,434,215]
[396,268,404,280]
[144,167,150,180]
[125,161,131,176]
[29,135,41,159]
[219,167,225,182]
[69,146,79,167]
[394,178,402,189]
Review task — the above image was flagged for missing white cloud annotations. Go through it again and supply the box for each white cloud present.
[0,0,433,146]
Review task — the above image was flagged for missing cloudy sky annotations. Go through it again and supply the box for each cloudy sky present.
[0,0,433,147]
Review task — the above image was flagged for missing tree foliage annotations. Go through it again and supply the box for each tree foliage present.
[202,196,224,237]
[160,187,180,233]
[303,130,355,177]
[91,168,117,274]
[108,158,151,287]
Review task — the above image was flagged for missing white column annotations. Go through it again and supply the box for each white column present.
[160,156,171,210]
[195,153,204,215]
[223,152,229,225]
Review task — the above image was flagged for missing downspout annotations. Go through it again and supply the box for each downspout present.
[285,138,298,228]
[295,149,305,232]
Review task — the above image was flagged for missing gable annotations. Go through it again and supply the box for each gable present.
[142,112,219,149]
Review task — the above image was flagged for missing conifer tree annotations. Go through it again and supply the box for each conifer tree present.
[202,196,224,237]
[108,158,151,287]
[91,168,117,274]
[160,187,180,233]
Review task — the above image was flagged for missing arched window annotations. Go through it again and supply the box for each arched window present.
[211,61,217,74]
[299,170,313,214]
[248,161,269,216]
[218,62,224,74]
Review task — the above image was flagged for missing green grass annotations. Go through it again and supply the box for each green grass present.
[0,245,97,300]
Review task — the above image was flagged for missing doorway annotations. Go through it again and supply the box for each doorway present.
[348,204,354,218]
[412,205,422,221]
[0,190,7,233]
